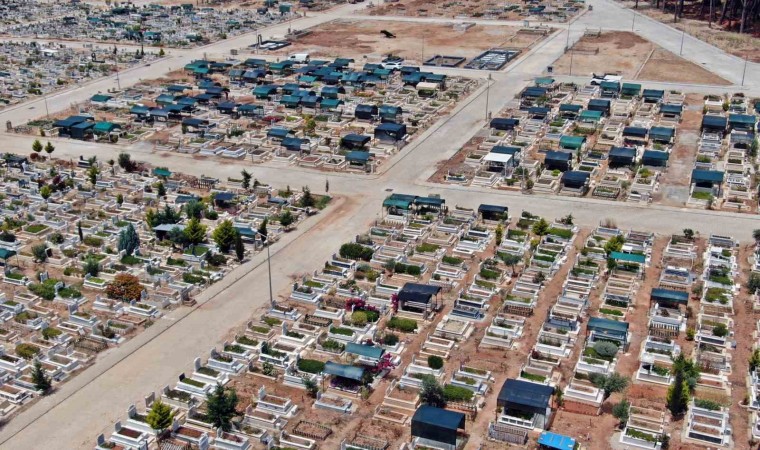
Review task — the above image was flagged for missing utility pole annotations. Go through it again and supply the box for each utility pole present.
[569,47,574,76]
[741,53,748,86]
[484,73,491,121]
[43,95,50,119]
[632,11,636,31]
[679,28,685,56]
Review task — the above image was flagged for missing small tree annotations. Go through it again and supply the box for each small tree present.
[118,152,136,172]
[612,399,630,427]
[206,383,238,431]
[167,226,188,249]
[257,217,268,238]
[116,193,124,206]
[145,400,174,437]
[304,379,319,398]
[750,348,760,372]
[234,230,244,262]
[32,139,43,154]
[83,257,100,277]
[212,220,237,253]
[590,372,629,398]
[183,218,207,246]
[105,273,143,302]
[241,169,252,191]
[156,182,166,198]
[31,360,52,394]
[501,253,522,275]
[32,244,48,263]
[77,221,84,242]
[667,367,689,416]
[300,186,315,208]
[532,218,550,236]
[683,228,695,240]
[420,376,446,408]
[39,185,52,200]
[118,223,140,256]
[495,223,504,245]
[44,141,55,156]
[279,210,295,228]
[427,355,444,370]
[87,165,100,186]
[184,199,203,220]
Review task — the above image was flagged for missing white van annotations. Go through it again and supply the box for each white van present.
[288,53,310,64]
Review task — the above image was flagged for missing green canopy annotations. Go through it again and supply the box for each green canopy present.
[153,168,172,177]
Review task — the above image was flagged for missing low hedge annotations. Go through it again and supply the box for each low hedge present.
[297,358,326,374]
[443,384,473,402]
[387,316,417,333]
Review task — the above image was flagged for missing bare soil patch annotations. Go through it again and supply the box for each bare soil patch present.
[618,1,760,63]
[552,31,730,84]
[280,19,541,62]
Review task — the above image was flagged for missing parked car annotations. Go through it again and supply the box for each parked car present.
[288,53,310,64]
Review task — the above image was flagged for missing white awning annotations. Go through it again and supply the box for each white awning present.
[484,153,513,164]
[416,82,439,91]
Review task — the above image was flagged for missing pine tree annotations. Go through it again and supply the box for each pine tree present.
[77,221,84,242]
[183,218,207,246]
[87,165,99,186]
[206,384,238,431]
[32,360,52,394]
[145,400,174,437]
[44,141,55,155]
[32,139,43,153]
[118,223,140,256]
[257,217,268,238]
[420,376,446,408]
[241,169,252,190]
[116,193,124,205]
[212,220,236,253]
[157,182,166,198]
[234,230,244,262]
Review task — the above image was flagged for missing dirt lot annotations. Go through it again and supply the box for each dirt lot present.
[368,0,578,22]
[618,1,760,63]
[552,31,730,84]
[279,19,543,62]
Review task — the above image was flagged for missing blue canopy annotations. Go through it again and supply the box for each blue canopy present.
[323,361,364,381]
[345,342,384,359]
[651,288,688,305]
[538,432,577,450]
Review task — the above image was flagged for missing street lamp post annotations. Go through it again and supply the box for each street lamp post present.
[43,95,50,119]
[741,53,748,86]
[632,11,636,31]
[679,29,685,56]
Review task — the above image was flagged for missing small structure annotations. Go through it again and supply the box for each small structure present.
[538,431,577,450]
[397,283,443,318]
[587,316,630,350]
[608,146,637,168]
[691,169,725,197]
[496,379,554,430]
[544,151,573,172]
[374,123,407,142]
[478,204,508,222]
[411,405,466,450]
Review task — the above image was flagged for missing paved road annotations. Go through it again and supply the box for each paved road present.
[0,1,758,448]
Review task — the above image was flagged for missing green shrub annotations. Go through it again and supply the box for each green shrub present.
[351,311,368,326]
[16,343,40,359]
[594,341,619,358]
[427,355,444,370]
[382,333,399,346]
[339,243,374,261]
[387,316,417,333]
[443,384,473,402]
[297,359,325,374]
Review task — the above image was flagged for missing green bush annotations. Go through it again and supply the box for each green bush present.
[16,343,40,359]
[387,316,417,333]
[351,311,368,327]
[594,341,619,358]
[297,359,325,374]
[339,243,374,261]
[443,384,473,402]
[29,279,58,300]
[427,355,444,370]
[382,333,399,346]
